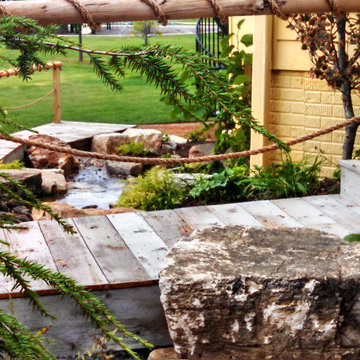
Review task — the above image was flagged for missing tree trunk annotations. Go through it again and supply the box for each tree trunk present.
[337,15,358,159]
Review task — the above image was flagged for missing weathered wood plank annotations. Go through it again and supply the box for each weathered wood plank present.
[175,206,225,231]
[302,195,360,236]
[3,222,57,292]
[107,213,169,280]
[206,203,263,227]
[39,219,108,287]
[0,229,17,294]
[271,197,351,238]
[0,286,171,356]
[140,210,189,248]
[332,194,360,216]
[239,200,303,228]
[72,215,151,285]
[271,198,336,226]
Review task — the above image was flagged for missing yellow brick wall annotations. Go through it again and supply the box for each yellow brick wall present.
[268,70,360,177]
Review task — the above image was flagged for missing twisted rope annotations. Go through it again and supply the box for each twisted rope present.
[266,0,288,20]
[2,117,359,166]
[65,0,100,30]
[0,4,9,17]
[206,0,228,24]
[140,0,168,26]
[4,90,54,111]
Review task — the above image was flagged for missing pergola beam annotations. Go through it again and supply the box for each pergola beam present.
[2,0,360,26]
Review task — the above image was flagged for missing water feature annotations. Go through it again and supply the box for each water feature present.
[55,158,126,209]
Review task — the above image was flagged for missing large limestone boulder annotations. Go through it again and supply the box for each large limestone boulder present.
[91,132,130,154]
[159,226,360,360]
[27,134,79,176]
[123,128,162,153]
[32,201,135,220]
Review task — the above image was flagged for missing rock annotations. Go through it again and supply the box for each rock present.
[0,168,43,195]
[148,348,178,360]
[172,173,210,187]
[162,142,177,153]
[159,226,360,360]
[124,128,162,153]
[106,160,143,177]
[169,135,187,145]
[31,201,136,220]
[91,132,130,154]
[27,134,79,176]
[188,143,214,158]
[40,169,67,195]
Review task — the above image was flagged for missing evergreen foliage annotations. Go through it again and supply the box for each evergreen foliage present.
[0,13,288,359]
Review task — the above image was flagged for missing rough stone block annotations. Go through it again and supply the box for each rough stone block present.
[106,160,143,177]
[27,134,79,176]
[159,226,360,360]
[91,133,130,154]
[0,168,42,195]
[123,128,162,153]
[189,143,214,158]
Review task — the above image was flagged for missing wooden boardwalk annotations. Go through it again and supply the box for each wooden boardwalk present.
[0,194,359,355]
[0,121,359,355]
[0,120,134,163]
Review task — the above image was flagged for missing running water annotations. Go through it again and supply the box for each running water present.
[56,158,126,209]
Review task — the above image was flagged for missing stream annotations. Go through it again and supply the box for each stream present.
[55,158,126,209]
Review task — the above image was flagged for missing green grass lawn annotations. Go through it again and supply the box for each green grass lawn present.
[0,34,195,132]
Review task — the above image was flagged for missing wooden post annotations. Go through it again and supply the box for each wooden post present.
[250,15,273,168]
[52,62,62,124]
[2,0,360,25]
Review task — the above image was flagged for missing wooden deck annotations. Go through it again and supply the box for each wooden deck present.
[0,121,360,355]
[0,120,134,163]
[0,194,359,355]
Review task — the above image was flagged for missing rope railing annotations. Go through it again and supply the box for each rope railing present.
[2,116,359,166]
[4,90,54,111]
[0,62,62,123]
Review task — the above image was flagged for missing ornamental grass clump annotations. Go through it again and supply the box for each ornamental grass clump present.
[116,167,184,211]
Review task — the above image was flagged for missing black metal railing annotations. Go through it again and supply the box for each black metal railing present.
[195,17,228,69]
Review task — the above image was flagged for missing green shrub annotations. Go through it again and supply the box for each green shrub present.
[117,140,150,156]
[0,160,24,170]
[189,166,249,203]
[189,157,323,203]
[245,157,322,199]
[116,167,185,211]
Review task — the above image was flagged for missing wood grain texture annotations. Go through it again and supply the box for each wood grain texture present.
[39,219,108,286]
[207,203,263,227]
[302,195,360,237]
[3,222,57,292]
[239,200,303,228]
[107,213,169,280]
[175,206,225,231]
[0,286,172,356]
[1,0,351,25]
[0,229,16,294]
[72,215,151,285]
[141,210,189,248]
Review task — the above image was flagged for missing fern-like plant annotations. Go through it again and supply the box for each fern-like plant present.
[0,12,292,359]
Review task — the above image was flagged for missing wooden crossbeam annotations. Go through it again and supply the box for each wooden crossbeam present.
[2,0,360,26]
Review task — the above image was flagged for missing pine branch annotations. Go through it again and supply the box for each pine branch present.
[0,173,75,234]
